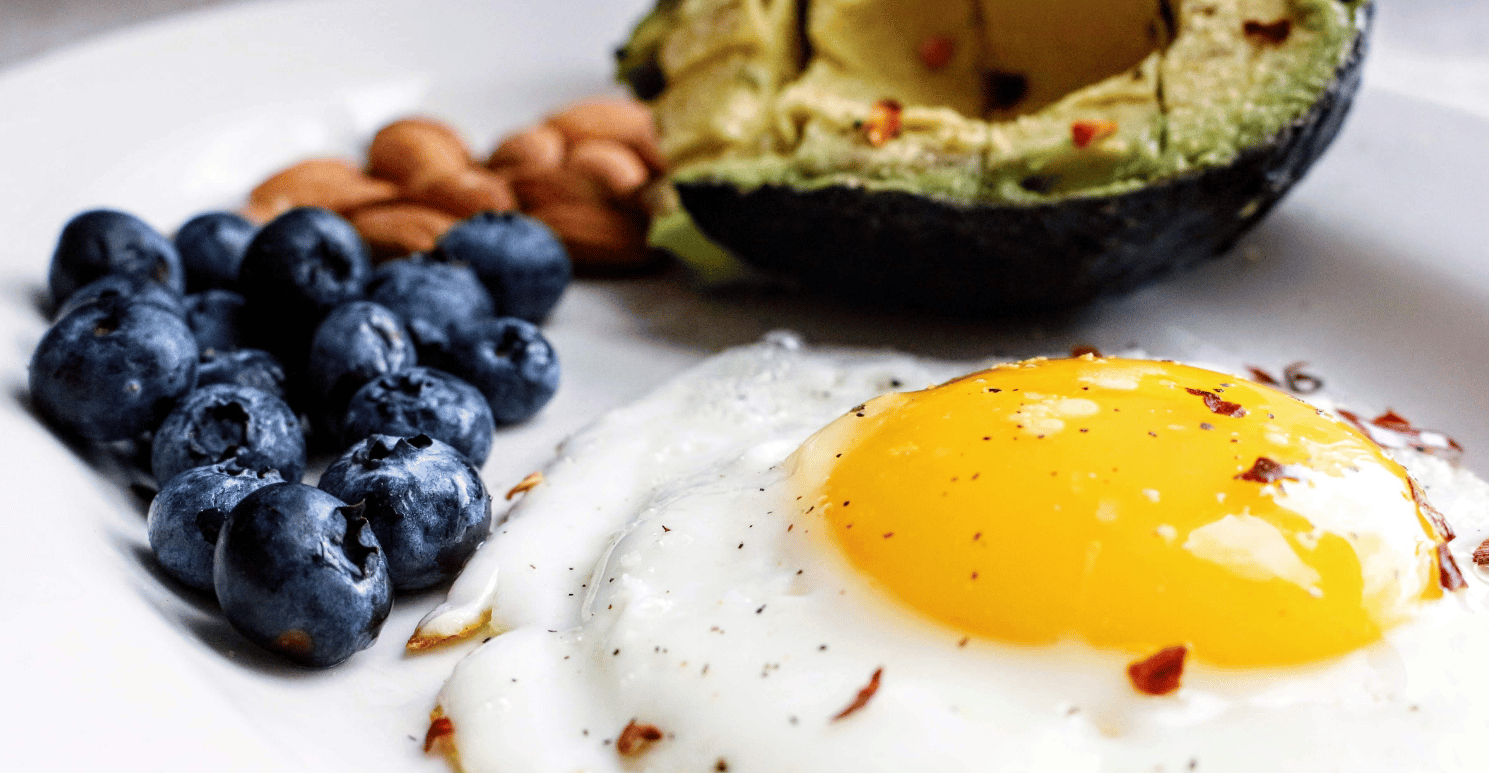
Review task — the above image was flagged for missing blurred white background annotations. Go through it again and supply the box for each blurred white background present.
[1,0,253,68]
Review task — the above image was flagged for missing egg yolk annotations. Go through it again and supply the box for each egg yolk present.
[792,357,1446,666]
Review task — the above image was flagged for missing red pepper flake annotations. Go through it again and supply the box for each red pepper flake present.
[615,720,664,756]
[1243,18,1292,44]
[1282,362,1323,393]
[505,470,544,500]
[424,714,454,753]
[1473,538,1489,566]
[1372,410,1418,433]
[1185,387,1247,418]
[1437,543,1467,591]
[1246,366,1281,386]
[1409,478,1456,542]
[917,35,955,70]
[1071,119,1118,149]
[1070,344,1102,357]
[1338,408,1464,463]
[831,667,883,721]
[862,100,903,147]
[1128,645,1187,696]
[1234,456,1293,483]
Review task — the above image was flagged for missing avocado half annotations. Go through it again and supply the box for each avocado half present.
[619,0,1372,314]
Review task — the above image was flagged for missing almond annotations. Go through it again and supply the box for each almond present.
[367,117,471,186]
[241,201,282,225]
[510,167,609,210]
[347,202,459,262]
[406,168,517,218]
[567,138,651,200]
[247,158,399,222]
[546,97,665,173]
[528,202,653,271]
[487,124,567,176]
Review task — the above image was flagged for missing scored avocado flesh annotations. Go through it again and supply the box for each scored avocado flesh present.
[625,0,1364,204]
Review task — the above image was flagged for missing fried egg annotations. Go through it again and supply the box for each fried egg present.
[421,334,1489,773]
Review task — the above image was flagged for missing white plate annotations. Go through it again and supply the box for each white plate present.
[1,1,1487,771]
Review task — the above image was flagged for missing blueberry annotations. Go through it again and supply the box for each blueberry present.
[341,366,495,466]
[236,207,371,358]
[53,273,185,321]
[29,296,198,441]
[365,253,495,332]
[319,435,491,591]
[306,301,415,431]
[147,461,283,593]
[215,483,391,667]
[196,348,288,399]
[405,316,456,365]
[435,212,571,323]
[151,384,306,485]
[175,211,256,292]
[425,317,559,424]
[182,289,249,353]
[48,209,184,308]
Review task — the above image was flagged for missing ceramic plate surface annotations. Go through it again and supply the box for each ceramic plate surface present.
[2,1,1487,770]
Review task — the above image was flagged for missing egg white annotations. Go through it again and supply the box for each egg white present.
[425,335,1489,773]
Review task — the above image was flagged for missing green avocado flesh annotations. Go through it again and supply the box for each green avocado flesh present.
[623,0,1365,204]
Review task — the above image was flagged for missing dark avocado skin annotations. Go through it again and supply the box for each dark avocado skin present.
[675,5,1371,316]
